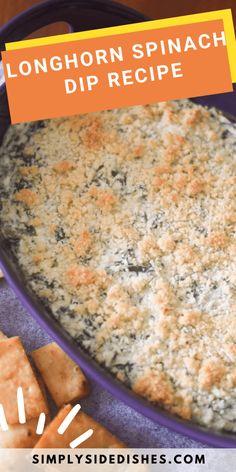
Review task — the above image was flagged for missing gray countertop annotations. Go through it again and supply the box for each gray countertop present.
[0,277,205,448]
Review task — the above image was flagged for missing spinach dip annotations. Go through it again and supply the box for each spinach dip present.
[0,100,236,432]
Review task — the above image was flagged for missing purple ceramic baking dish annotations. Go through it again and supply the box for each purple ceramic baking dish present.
[0,0,236,448]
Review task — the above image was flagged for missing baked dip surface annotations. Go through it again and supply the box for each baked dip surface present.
[0,100,236,431]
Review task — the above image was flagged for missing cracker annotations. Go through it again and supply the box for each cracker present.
[31,342,89,407]
[0,416,49,448]
[35,404,126,448]
[0,337,48,425]
[0,331,7,341]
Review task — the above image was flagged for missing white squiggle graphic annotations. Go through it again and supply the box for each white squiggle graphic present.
[0,389,94,447]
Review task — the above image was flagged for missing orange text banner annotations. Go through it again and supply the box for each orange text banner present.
[1,18,233,124]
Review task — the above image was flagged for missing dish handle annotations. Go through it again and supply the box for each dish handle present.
[0,0,146,93]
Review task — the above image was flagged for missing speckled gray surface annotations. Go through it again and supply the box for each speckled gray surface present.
[0,278,206,448]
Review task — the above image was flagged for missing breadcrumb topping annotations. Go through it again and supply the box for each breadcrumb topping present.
[1,100,236,432]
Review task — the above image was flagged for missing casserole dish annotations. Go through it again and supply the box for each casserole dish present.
[0,0,236,447]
